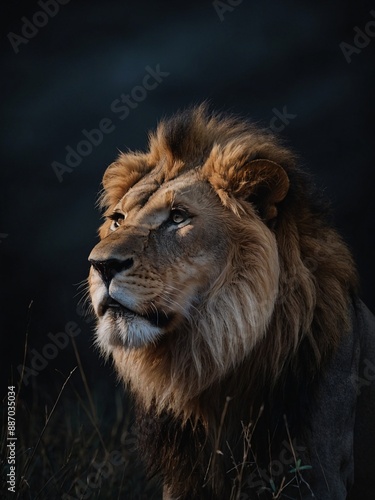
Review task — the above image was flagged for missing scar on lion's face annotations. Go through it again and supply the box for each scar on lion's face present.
[89,158,282,355]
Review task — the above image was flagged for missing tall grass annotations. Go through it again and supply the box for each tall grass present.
[2,331,312,499]
[1,338,161,500]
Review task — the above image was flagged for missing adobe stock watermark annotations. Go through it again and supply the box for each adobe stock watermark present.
[0,233,9,244]
[245,439,309,496]
[7,0,71,55]
[51,64,170,183]
[269,105,297,133]
[62,414,163,499]
[17,321,81,386]
[340,10,375,63]
[213,0,243,22]
[63,449,126,500]
[6,386,17,494]
[351,357,375,395]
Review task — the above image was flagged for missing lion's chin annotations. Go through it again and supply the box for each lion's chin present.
[95,313,163,355]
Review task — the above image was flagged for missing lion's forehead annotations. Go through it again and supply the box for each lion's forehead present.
[119,170,208,215]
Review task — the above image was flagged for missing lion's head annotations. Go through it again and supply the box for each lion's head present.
[89,105,357,419]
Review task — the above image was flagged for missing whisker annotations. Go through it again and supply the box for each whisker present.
[74,287,90,303]
[150,301,160,324]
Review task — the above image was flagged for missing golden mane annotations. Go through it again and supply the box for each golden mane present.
[88,105,367,498]
[96,105,357,423]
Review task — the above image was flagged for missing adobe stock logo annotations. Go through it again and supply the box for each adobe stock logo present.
[17,321,81,386]
[340,10,375,63]
[213,0,243,22]
[51,64,170,183]
[7,0,71,54]
[63,450,126,500]
[269,106,296,133]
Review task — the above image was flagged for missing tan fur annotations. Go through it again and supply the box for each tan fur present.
[89,105,357,427]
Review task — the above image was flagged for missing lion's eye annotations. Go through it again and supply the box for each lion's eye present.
[109,212,125,230]
[170,209,189,225]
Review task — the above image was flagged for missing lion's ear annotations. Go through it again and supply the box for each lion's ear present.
[233,159,289,222]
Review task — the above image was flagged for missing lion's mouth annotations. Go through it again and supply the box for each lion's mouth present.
[99,298,173,329]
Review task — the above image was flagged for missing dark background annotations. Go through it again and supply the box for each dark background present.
[0,0,374,493]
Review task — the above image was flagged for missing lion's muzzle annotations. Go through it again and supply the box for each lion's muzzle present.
[88,228,178,349]
[89,257,134,287]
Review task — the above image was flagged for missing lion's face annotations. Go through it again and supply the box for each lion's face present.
[89,160,283,356]
[89,171,231,351]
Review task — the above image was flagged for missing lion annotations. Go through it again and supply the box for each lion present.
[88,105,375,499]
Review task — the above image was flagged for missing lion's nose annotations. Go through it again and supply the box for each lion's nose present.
[89,258,134,286]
